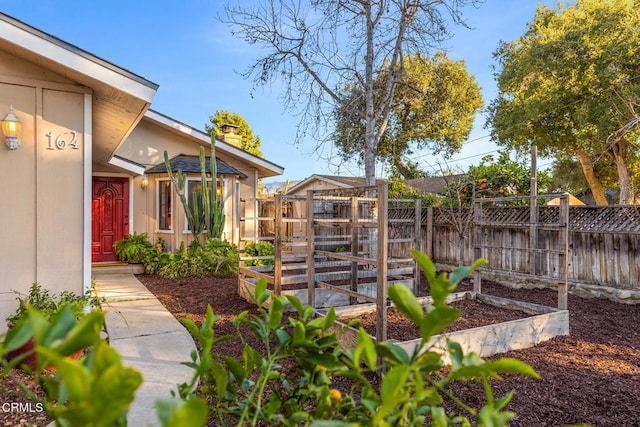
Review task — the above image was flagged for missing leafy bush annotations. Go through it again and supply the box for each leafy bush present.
[177,250,539,426]
[156,238,239,278]
[243,241,275,266]
[6,282,101,325]
[388,175,443,207]
[2,294,204,427]
[142,242,172,275]
[2,304,145,426]
[113,231,154,263]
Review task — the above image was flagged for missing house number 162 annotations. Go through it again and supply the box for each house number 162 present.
[46,131,79,150]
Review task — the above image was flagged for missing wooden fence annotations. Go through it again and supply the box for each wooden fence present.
[245,193,640,300]
[427,205,640,294]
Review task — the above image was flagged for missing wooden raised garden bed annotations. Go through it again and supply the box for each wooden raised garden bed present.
[319,291,569,364]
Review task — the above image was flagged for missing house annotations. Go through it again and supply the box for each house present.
[405,174,465,196]
[0,12,283,325]
[284,174,386,196]
[547,192,585,206]
[574,188,618,206]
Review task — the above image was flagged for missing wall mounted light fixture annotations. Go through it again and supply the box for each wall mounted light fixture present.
[1,105,22,150]
[141,173,149,189]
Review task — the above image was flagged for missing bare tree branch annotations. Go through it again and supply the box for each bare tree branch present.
[222,0,482,184]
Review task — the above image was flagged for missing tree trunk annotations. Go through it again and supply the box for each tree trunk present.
[576,149,608,205]
[364,133,377,186]
[392,154,413,179]
[610,138,634,204]
[363,3,376,188]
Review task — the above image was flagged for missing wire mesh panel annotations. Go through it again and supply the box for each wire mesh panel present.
[306,184,389,342]
[388,198,422,293]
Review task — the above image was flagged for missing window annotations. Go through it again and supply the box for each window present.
[157,179,172,231]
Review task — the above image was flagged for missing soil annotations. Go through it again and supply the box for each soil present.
[341,298,532,341]
[2,274,639,426]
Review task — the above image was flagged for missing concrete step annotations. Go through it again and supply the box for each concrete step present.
[92,263,145,276]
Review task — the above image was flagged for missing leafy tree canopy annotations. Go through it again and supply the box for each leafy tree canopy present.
[550,152,640,200]
[334,52,483,179]
[487,0,640,204]
[205,110,263,157]
[387,175,443,207]
[445,151,552,203]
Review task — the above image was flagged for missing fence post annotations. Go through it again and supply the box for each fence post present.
[558,195,569,310]
[274,194,282,296]
[350,196,359,304]
[376,183,388,345]
[425,207,433,258]
[306,190,315,308]
[473,201,483,294]
[529,144,538,276]
[414,198,422,294]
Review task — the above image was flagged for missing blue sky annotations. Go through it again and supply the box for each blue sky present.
[1,1,553,183]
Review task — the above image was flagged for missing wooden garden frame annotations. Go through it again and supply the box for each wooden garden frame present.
[239,188,570,361]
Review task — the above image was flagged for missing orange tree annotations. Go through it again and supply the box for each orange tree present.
[445,151,552,204]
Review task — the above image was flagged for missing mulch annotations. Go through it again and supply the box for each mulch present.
[340,298,532,340]
[0,369,50,426]
[137,274,640,427]
[2,273,639,426]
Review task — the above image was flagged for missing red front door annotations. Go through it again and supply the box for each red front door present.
[92,177,129,262]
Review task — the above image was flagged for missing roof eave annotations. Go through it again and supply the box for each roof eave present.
[144,110,284,178]
[0,12,158,102]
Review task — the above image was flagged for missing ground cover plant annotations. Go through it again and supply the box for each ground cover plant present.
[155,238,239,278]
[139,272,640,426]
[243,241,275,266]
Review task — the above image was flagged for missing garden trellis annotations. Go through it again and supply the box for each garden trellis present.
[238,185,572,360]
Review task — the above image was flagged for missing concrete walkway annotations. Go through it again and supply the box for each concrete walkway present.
[93,273,197,427]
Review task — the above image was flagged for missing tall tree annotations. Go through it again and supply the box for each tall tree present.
[205,110,263,157]
[223,0,481,185]
[488,0,640,204]
[333,52,482,178]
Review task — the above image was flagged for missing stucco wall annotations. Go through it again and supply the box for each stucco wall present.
[0,55,88,326]
[119,119,255,249]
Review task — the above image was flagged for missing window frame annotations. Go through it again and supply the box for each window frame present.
[156,178,174,233]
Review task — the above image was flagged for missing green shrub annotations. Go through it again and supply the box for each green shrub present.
[2,303,144,426]
[142,245,172,275]
[177,250,539,426]
[113,231,154,263]
[157,238,239,278]
[204,238,239,276]
[244,241,275,266]
[6,282,100,325]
